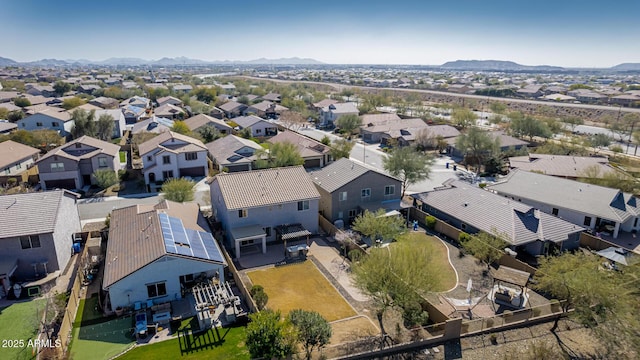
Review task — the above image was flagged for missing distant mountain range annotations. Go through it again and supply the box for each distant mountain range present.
[0,56,325,66]
[440,60,565,71]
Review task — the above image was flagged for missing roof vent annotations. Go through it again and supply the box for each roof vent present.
[463,203,468,207]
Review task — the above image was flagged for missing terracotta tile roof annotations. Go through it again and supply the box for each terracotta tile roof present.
[213,166,319,210]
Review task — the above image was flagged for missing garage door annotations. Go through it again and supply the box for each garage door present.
[45,179,76,190]
[179,166,206,177]
[304,158,322,169]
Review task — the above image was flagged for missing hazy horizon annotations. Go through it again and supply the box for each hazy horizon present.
[2,0,639,68]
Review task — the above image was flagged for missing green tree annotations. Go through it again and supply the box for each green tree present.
[32,129,63,151]
[0,107,8,120]
[564,116,584,133]
[455,126,496,172]
[340,88,355,101]
[93,169,118,189]
[288,309,332,360]
[162,178,195,202]
[489,102,507,114]
[460,232,507,269]
[249,285,269,310]
[71,109,96,139]
[352,209,407,243]
[237,95,249,105]
[53,81,72,96]
[245,310,295,360]
[171,120,190,135]
[13,97,31,108]
[510,115,552,140]
[452,108,477,129]
[329,138,353,160]
[62,96,86,110]
[7,110,24,122]
[131,131,157,155]
[383,146,434,197]
[335,114,361,137]
[586,133,612,153]
[320,135,331,145]
[197,126,221,143]
[255,141,304,169]
[95,114,115,141]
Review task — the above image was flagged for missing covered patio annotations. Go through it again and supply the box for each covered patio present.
[489,265,531,310]
[230,225,266,260]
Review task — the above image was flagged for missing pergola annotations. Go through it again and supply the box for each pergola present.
[491,265,531,309]
[230,225,266,260]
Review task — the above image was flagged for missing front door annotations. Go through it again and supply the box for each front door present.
[148,172,156,184]
[82,174,91,187]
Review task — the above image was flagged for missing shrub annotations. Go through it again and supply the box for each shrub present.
[425,215,437,230]
[93,169,118,189]
[250,285,269,310]
[458,232,472,243]
[485,318,494,328]
[489,333,497,344]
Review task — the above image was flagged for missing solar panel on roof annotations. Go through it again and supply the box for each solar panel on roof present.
[200,232,224,263]
[187,229,208,259]
[165,244,177,254]
[176,245,192,256]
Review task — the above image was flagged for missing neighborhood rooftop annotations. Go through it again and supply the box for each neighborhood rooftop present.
[138,131,206,156]
[0,190,77,239]
[38,135,120,162]
[310,158,396,193]
[0,140,39,169]
[508,153,615,178]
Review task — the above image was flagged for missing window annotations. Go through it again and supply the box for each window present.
[98,157,108,168]
[21,123,25,127]
[4,168,8,175]
[339,191,347,201]
[162,170,174,179]
[179,274,194,285]
[20,235,41,249]
[36,122,43,127]
[52,122,59,127]
[185,152,198,161]
[297,200,310,211]
[162,155,171,164]
[348,209,357,218]
[635,218,638,227]
[16,163,21,169]
[256,129,262,134]
[238,209,248,218]
[338,211,343,219]
[241,239,254,246]
[50,162,64,172]
[361,188,371,198]
[461,223,467,230]
[552,208,559,216]
[583,216,592,226]
[384,185,395,196]
[146,282,167,298]
[75,143,81,148]
[147,156,152,161]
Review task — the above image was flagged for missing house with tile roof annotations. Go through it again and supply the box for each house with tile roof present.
[412,180,583,256]
[17,108,74,138]
[139,131,209,188]
[37,136,121,190]
[233,115,278,137]
[103,200,226,312]
[310,158,402,224]
[268,130,332,168]
[361,117,428,144]
[244,100,287,119]
[487,170,640,239]
[219,100,247,119]
[120,96,151,109]
[0,140,40,186]
[156,96,183,107]
[210,166,320,259]
[319,102,359,129]
[0,190,81,295]
[206,135,262,173]
[154,103,185,119]
[0,121,17,135]
[183,114,232,135]
[131,116,174,135]
[508,154,617,180]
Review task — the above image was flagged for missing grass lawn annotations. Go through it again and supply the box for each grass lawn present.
[396,232,457,292]
[117,325,249,360]
[247,261,356,322]
[119,151,127,163]
[0,299,44,360]
[69,297,134,360]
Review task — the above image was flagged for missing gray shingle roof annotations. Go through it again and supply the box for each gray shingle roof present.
[310,158,395,193]
[0,190,77,239]
[487,169,640,223]
[206,135,262,166]
[412,180,583,246]
[213,166,319,210]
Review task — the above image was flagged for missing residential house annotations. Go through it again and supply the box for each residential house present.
[541,93,576,102]
[487,170,640,239]
[0,102,21,113]
[103,200,226,311]
[0,190,81,295]
[37,136,121,190]
[120,96,151,109]
[156,96,183,107]
[210,166,320,259]
[218,83,236,95]
[268,130,332,168]
[319,102,359,129]
[0,140,39,186]
[94,109,127,138]
[312,99,338,112]
[154,103,185,119]
[233,115,278,137]
[139,131,209,187]
[206,135,262,173]
[359,113,401,142]
[261,92,281,103]
[22,95,53,106]
[244,100,287,119]
[219,100,247,119]
[446,131,529,158]
[89,96,119,109]
[516,85,543,98]
[17,108,74,138]
[610,94,640,107]
[76,84,101,95]
[131,116,174,135]
[412,180,583,256]
[25,84,56,97]
[508,154,617,179]
[172,84,193,93]
[184,114,232,135]
[361,116,427,144]
[122,105,147,124]
[0,91,19,103]
[568,89,606,104]
[0,121,17,135]
[310,158,402,225]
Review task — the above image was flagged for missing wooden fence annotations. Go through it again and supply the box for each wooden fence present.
[56,246,88,357]
[318,214,339,237]
[579,231,627,252]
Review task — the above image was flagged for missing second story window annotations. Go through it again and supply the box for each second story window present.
[297,200,310,211]
[163,155,171,164]
[52,122,59,127]
[361,188,371,198]
[50,162,64,172]
[98,157,108,168]
[238,209,248,218]
[185,152,198,161]
[36,122,43,127]
[20,235,41,249]
[147,156,152,161]
[384,185,395,196]
[339,191,347,201]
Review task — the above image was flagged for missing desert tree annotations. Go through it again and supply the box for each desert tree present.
[382,146,434,197]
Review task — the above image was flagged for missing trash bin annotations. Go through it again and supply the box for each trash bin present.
[445,162,449,169]
[453,165,457,171]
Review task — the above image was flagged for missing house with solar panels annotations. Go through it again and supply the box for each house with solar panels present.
[103,200,227,312]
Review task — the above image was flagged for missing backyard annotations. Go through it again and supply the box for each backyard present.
[0,299,44,360]
[247,260,356,322]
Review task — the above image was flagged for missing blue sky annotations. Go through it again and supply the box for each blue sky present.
[1,0,639,67]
